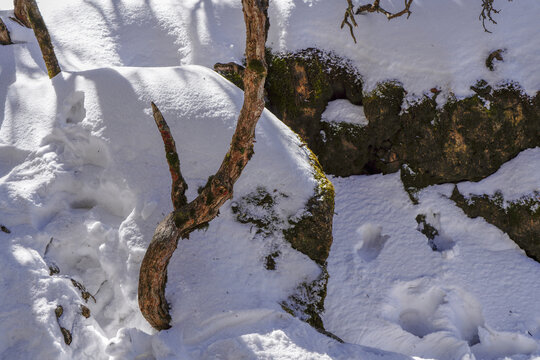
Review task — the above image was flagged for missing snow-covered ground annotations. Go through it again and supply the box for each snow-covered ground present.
[1,0,539,359]
[325,168,540,360]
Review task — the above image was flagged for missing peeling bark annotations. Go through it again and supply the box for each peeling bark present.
[138,0,269,330]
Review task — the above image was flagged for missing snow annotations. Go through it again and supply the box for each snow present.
[321,100,368,126]
[3,0,538,98]
[325,173,540,360]
[457,147,540,203]
[1,0,540,359]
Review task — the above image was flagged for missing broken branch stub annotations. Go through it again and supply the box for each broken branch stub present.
[0,18,12,45]
[138,0,269,331]
[151,102,188,211]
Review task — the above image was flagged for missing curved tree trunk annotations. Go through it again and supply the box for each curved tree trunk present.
[138,0,269,330]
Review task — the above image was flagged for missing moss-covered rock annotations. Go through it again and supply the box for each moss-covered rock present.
[265,48,363,154]
[230,145,335,334]
[451,187,540,261]
[216,50,539,191]
[214,62,245,89]
[399,83,540,190]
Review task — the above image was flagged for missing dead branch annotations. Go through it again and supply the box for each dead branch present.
[356,0,413,19]
[341,0,358,43]
[343,0,413,43]
[138,0,269,330]
[0,17,12,45]
[14,0,61,78]
[479,0,500,33]
[151,102,188,211]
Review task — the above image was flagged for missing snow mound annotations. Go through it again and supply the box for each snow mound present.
[0,62,408,358]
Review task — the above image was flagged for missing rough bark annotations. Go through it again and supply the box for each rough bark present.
[15,0,61,78]
[0,18,12,45]
[14,0,31,27]
[138,0,269,330]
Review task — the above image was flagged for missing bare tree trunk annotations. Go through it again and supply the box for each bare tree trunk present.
[0,18,12,45]
[14,0,61,78]
[138,0,269,330]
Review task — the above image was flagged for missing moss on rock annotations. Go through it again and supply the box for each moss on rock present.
[265,48,363,150]
[229,143,335,335]
[451,187,540,261]
[400,83,540,190]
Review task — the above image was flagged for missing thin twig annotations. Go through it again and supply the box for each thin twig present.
[341,0,358,43]
[479,0,500,33]
[356,0,413,19]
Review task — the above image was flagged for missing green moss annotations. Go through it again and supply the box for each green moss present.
[363,81,405,105]
[451,187,540,262]
[265,251,280,270]
[174,209,190,228]
[165,151,179,169]
[280,269,329,330]
[247,59,266,75]
[265,52,298,119]
[307,146,334,203]
[222,71,244,89]
[282,143,334,265]
[415,214,439,240]
[231,186,284,236]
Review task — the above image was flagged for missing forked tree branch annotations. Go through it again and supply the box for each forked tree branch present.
[343,0,413,43]
[479,0,508,33]
[356,0,413,19]
[138,0,269,330]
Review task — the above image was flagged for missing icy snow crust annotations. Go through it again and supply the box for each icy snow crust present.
[1,0,540,359]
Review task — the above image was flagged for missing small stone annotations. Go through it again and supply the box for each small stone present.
[49,263,60,276]
[55,305,63,318]
[60,327,72,345]
[80,305,90,318]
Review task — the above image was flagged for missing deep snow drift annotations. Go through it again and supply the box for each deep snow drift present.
[1,0,540,359]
